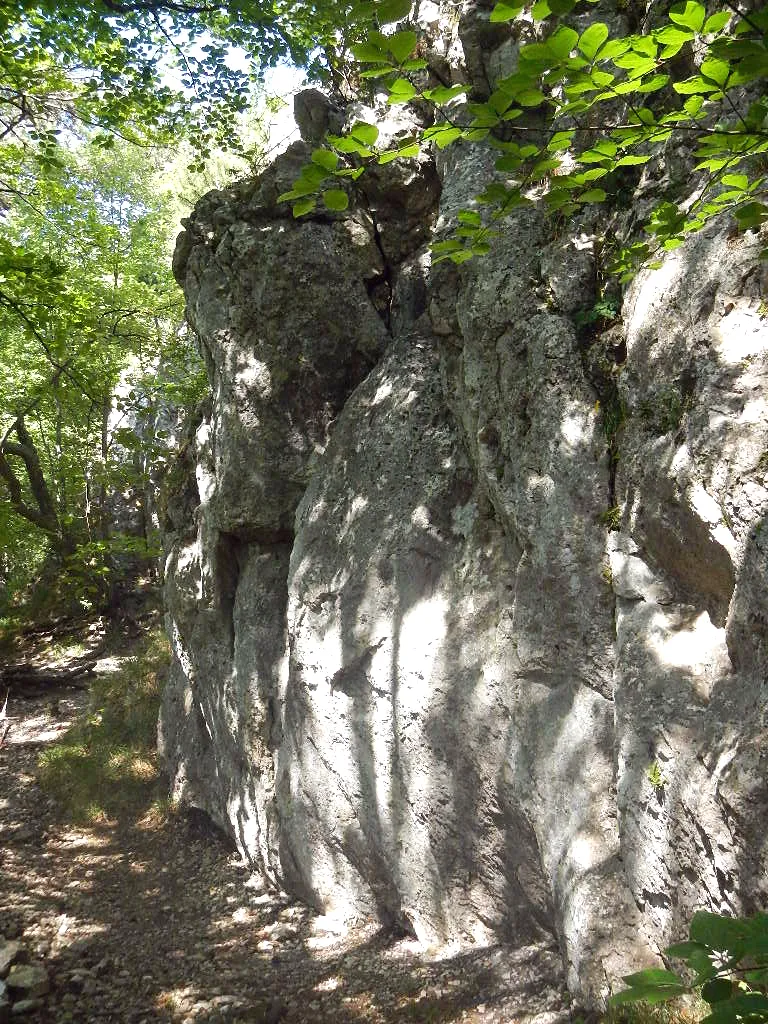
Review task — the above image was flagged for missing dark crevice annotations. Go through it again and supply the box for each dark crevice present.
[577,322,627,510]
[364,204,394,332]
[224,524,294,547]
[215,532,243,659]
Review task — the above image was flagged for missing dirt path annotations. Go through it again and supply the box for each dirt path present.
[1,656,570,1024]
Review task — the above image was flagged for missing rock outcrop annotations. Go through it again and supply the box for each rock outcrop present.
[161,1,768,1007]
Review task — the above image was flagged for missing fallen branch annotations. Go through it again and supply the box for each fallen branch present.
[1,660,97,688]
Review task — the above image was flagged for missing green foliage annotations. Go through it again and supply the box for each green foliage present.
[0,1,376,162]
[575,298,621,332]
[646,760,667,791]
[0,135,203,611]
[278,0,767,278]
[38,627,170,824]
[638,386,692,436]
[611,911,768,1024]
[600,505,623,531]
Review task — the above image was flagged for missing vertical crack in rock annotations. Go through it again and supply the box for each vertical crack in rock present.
[365,209,394,331]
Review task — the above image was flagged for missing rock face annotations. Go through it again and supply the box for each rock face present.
[161,2,768,1008]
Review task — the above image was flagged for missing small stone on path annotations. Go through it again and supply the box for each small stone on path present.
[6,963,50,999]
[0,942,25,979]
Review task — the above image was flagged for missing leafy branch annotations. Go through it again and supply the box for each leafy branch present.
[611,910,768,1024]
[278,0,768,278]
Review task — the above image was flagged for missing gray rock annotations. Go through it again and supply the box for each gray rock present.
[0,942,25,980]
[10,1000,43,1017]
[0,981,9,1024]
[6,963,49,999]
[293,89,344,145]
[279,331,556,946]
[160,13,768,1013]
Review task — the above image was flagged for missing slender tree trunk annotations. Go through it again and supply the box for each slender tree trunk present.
[0,416,75,557]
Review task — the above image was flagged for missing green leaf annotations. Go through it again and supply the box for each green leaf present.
[684,95,705,115]
[423,123,462,148]
[580,188,607,202]
[311,149,339,172]
[323,189,349,211]
[702,993,768,1024]
[665,941,710,959]
[579,23,610,60]
[702,979,733,1005]
[531,0,551,20]
[431,239,464,254]
[423,84,469,103]
[334,167,366,180]
[477,182,514,204]
[674,77,722,95]
[373,0,411,23]
[292,197,316,217]
[623,969,686,987]
[735,202,768,228]
[722,174,748,189]
[388,30,417,64]
[458,210,482,226]
[703,11,730,34]
[370,0,411,22]
[331,137,373,156]
[350,122,380,145]
[656,24,694,56]
[387,77,418,103]
[690,912,750,954]
[517,88,547,106]
[700,58,730,86]
[656,25,694,46]
[548,130,575,151]
[359,65,398,79]
[615,154,652,167]
[378,143,420,162]
[613,53,657,76]
[298,164,329,187]
[490,2,524,22]
[598,38,631,60]
[669,1,706,33]
[351,41,389,63]
[548,26,579,60]
[611,985,687,1006]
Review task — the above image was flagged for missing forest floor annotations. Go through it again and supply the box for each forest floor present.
[0,616,571,1024]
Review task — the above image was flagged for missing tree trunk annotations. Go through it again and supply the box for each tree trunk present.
[0,416,75,557]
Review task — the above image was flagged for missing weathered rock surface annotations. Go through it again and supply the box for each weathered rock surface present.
[161,1,768,1009]
[6,964,49,1000]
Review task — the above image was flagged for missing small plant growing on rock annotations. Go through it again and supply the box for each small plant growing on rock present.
[611,911,768,1023]
[646,761,666,792]
[600,506,623,531]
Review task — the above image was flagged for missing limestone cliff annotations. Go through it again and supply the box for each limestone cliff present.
[160,1,768,1007]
